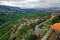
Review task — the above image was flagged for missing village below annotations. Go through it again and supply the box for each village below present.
[0,5,60,40]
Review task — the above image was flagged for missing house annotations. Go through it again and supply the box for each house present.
[23,22,28,26]
[12,25,17,33]
[50,15,55,20]
[34,18,40,23]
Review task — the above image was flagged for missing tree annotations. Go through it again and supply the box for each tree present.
[51,15,60,24]
[26,34,35,40]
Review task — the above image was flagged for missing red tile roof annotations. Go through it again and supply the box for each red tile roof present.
[52,23,60,32]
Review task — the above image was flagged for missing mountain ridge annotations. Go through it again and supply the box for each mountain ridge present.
[0,5,60,13]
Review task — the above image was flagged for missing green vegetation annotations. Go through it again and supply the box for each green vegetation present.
[26,34,35,40]
[51,15,60,24]
[0,10,51,40]
[39,20,51,39]
[15,19,42,40]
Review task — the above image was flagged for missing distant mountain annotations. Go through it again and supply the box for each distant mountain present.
[34,7,60,12]
[0,5,21,11]
[20,7,60,12]
[49,7,60,12]
[0,5,38,13]
[0,5,60,13]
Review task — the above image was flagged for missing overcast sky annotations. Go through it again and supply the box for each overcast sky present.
[0,0,60,8]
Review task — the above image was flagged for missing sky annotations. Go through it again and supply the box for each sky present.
[0,0,60,8]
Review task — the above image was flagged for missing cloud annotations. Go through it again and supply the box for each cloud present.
[0,0,60,8]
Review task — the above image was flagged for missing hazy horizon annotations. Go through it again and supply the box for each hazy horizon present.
[0,0,60,9]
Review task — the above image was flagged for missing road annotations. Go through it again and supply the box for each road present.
[35,19,50,40]
[8,19,50,40]
[38,19,50,27]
